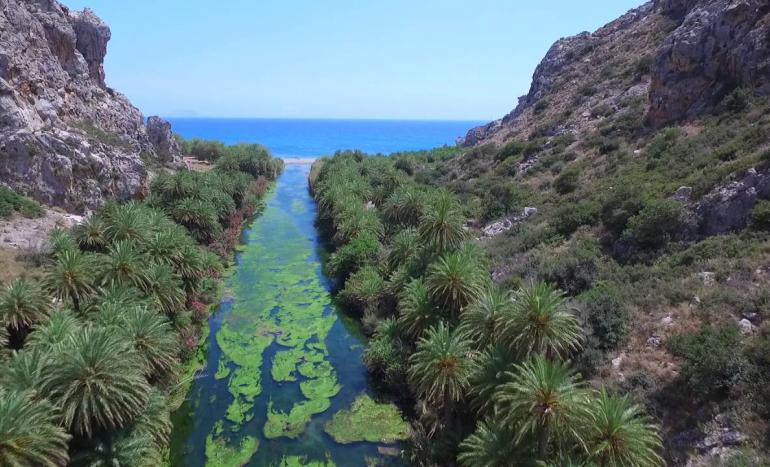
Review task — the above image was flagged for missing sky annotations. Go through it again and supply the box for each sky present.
[61,0,643,120]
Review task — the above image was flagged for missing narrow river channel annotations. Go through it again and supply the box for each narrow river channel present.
[170,163,407,467]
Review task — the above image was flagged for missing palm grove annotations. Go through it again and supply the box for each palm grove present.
[311,151,663,467]
[0,144,283,466]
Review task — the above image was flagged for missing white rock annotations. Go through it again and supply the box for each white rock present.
[738,318,756,335]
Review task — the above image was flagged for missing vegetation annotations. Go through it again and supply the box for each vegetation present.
[312,151,663,466]
[0,186,44,219]
[0,144,282,465]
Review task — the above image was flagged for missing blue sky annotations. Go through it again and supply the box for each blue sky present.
[61,0,643,120]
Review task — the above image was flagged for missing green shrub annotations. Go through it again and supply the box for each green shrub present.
[624,199,684,249]
[538,237,601,295]
[551,200,600,236]
[578,282,629,351]
[553,166,580,194]
[600,185,645,236]
[667,326,748,398]
[327,232,380,280]
[183,138,227,161]
[717,87,751,114]
[0,187,44,219]
[751,200,770,231]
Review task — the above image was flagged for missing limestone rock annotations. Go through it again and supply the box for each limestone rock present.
[0,0,180,212]
[696,168,770,235]
[648,0,770,125]
[146,116,183,166]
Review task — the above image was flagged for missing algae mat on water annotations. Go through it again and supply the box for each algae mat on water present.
[179,165,407,467]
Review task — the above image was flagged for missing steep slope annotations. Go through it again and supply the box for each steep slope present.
[391,0,770,465]
[0,0,183,212]
[462,0,770,145]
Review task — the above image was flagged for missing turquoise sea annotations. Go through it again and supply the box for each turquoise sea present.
[167,118,483,157]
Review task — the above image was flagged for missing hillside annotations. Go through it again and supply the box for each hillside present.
[438,0,770,464]
[309,1,770,466]
[0,0,183,213]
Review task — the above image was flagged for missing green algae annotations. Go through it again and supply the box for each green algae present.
[277,454,335,466]
[215,358,230,380]
[203,192,344,459]
[324,394,410,444]
[205,433,259,467]
[264,397,332,439]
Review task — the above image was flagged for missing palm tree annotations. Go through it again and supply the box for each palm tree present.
[458,418,520,467]
[0,388,70,467]
[468,346,517,416]
[499,282,582,358]
[102,202,150,244]
[98,241,150,290]
[2,349,49,393]
[141,263,186,315]
[495,356,590,460]
[26,309,81,352]
[585,391,663,467]
[458,286,511,348]
[41,325,150,437]
[71,431,158,467]
[74,216,108,252]
[44,249,96,314]
[387,228,421,272]
[418,191,466,253]
[0,278,51,346]
[117,306,179,378]
[48,227,77,257]
[426,250,485,322]
[92,284,146,311]
[408,322,477,411]
[135,390,173,448]
[397,278,440,340]
[384,186,428,227]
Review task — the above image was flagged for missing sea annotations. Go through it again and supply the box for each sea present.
[166,118,484,157]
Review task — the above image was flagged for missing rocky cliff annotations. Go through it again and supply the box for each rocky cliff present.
[0,0,183,213]
[463,0,770,145]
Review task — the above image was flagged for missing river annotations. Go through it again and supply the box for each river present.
[170,163,408,467]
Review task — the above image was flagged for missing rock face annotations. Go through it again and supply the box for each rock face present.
[648,0,770,125]
[0,0,182,212]
[696,168,770,236]
[462,0,770,144]
[147,116,183,164]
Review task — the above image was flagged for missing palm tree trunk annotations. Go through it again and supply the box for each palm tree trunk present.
[72,294,80,314]
[538,424,551,460]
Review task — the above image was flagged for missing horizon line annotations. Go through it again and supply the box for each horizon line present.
[160,116,490,123]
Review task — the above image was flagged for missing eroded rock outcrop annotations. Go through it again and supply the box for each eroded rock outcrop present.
[648,0,770,125]
[462,0,770,144]
[0,0,182,212]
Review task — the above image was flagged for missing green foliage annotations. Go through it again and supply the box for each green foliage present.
[418,191,467,253]
[183,138,227,161]
[552,200,600,236]
[408,322,477,409]
[0,278,50,339]
[578,282,629,353]
[495,356,590,458]
[623,199,684,248]
[0,186,44,219]
[458,418,521,467]
[41,326,150,437]
[585,391,663,467]
[498,282,582,358]
[553,166,580,194]
[397,278,440,340]
[0,388,71,467]
[751,200,770,231]
[667,326,747,399]
[426,247,487,320]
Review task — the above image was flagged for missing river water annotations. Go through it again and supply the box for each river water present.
[170,164,407,467]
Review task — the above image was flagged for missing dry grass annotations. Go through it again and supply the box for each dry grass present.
[0,247,43,285]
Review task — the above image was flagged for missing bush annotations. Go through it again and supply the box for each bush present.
[183,138,227,161]
[752,200,770,231]
[551,200,600,236]
[327,232,381,280]
[667,326,748,399]
[624,199,684,249]
[600,185,645,236]
[553,166,580,194]
[394,158,415,176]
[538,237,601,295]
[578,282,629,351]
[0,187,44,219]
